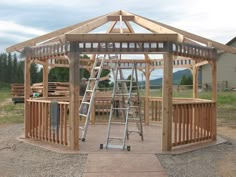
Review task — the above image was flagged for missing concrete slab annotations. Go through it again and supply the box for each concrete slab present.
[80,124,162,154]
[82,153,167,177]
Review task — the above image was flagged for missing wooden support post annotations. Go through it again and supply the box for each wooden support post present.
[144,63,150,125]
[69,42,80,150]
[162,53,173,151]
[43,62,48,98]
[24,47,31,138]
[211,60,217,140]
[192,62,198,98]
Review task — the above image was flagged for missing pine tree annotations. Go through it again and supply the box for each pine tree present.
[30,63,39,84]
[7,53,13,83]
[1,53,8,83]
[16,60,24,83]
[12,54,18,83]
[98,69,110,88]
[0,54,3,83]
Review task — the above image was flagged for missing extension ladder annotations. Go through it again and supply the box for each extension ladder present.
[100,62,143,151]
[79,54,106,141]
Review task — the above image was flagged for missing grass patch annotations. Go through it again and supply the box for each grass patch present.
[0,83,11,101]
[0,84,24,124]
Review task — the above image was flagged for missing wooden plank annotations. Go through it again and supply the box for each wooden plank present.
[190,104,193,142]
[195,60,209,67]
[173,106,177,146]
[65,33,179,42]
[45,103,49,141]
[24,48,31,138]
[6,11,120,52]
[178,105,182,144]
[110,28,130,33]
[186,104,190,143]
[38,102,41,140]
[107,15,134,21]
[43,63,48,98]
[192,64,198,98]
[144,63,150,125]
[211,61,217,140]
[64,104,67,145]
[162,53,173,151]
[69,42,80,150]
[183,105,186,144]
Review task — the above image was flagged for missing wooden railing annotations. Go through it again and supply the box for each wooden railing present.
[148,97,162,122]
[26,97,216,149]
[27,99,69,146]
[172,100,216,147]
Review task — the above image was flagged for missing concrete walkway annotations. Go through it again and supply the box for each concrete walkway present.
[82,153,167,177]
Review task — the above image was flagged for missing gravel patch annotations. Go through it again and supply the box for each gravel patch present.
[157,134,236,177]
[0,124,87,177]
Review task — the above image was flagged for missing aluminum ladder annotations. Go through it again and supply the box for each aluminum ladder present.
[100,62,143,151]
[79,54,106,141]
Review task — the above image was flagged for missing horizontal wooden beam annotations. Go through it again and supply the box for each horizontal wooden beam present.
[110,28,130,33]
[195,60,209,67]
[107,15,134,21]
[65,33,179,42]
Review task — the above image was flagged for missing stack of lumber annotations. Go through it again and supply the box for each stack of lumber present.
[31,82,69,97]
[11,84,24,98]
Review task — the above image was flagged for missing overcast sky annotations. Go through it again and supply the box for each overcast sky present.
[0,0,236,52]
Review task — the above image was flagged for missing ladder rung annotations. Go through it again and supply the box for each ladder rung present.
[89,78,97,81]
[86,90,93,92]
[110,122,125,125]
[115,94,129,96]
[128,130,140,133]
[95,66,101,70]
[128,118,141,121]
[79,114,87,117]
[82,102,90,104]
[106,144,124,149]
[112,108,128,110]
[79,126,84,130]
[116,80,131,82]
[117,67,134,69]
[109,137,123,140]
[130,106,139,108]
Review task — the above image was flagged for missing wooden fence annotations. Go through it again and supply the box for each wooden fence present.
[27,100,69,146]
[172,100,215,147]
[26,97,216,148]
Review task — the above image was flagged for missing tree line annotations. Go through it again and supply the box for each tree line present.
[0,53,111,88]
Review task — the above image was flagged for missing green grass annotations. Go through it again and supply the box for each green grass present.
[0,86,11,101]
[140,88,236,107]
[0,85,24,124]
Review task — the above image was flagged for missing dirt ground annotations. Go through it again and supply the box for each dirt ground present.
[0,124,87,177]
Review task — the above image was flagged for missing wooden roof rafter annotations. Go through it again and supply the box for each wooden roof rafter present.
[121,10,236,54]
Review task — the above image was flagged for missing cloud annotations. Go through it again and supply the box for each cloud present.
[0,0,236,52]
[0,20,46,36]
[0,20,47,51]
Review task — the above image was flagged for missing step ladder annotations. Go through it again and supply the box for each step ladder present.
[79,54,106,141]
[100,62,143,151]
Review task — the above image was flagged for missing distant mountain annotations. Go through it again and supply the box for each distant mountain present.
[139,69,192,86]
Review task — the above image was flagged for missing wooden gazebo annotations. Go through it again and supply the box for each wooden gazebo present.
[7,10,236,151]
